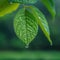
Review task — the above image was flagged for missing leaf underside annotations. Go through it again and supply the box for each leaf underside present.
[14,8,38,45]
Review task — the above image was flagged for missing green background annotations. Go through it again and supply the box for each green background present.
[0,0,60,60]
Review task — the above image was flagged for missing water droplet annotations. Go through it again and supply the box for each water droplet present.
[10,2,13,4]
[25,44,29,48]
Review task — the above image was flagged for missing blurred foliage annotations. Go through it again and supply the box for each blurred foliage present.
[0,0,20,17]
[0,51,60,59]
[40,0,56,19]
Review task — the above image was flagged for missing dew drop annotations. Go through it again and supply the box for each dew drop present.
[10,2,13,4]
[25,44,29,48]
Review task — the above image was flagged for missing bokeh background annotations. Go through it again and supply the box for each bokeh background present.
[0,0,60,60]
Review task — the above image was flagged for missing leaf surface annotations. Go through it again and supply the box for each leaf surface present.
[14,8,38,46]
[29,6,52,45]
[10,0,38,4]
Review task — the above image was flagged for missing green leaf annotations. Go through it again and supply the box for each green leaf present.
[41,0,56,18]
[29,6,52,45]
[14,8,38,46]
[0,0,20,17]
[10,0,38,4]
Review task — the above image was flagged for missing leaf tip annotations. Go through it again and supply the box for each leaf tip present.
[49,38,53,46]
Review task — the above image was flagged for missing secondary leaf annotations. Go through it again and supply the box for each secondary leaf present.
[29,6,52,45]
[9,0,38,4]
[14,8,38,46]
[0,0,20,17]
[41,0,56,18]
